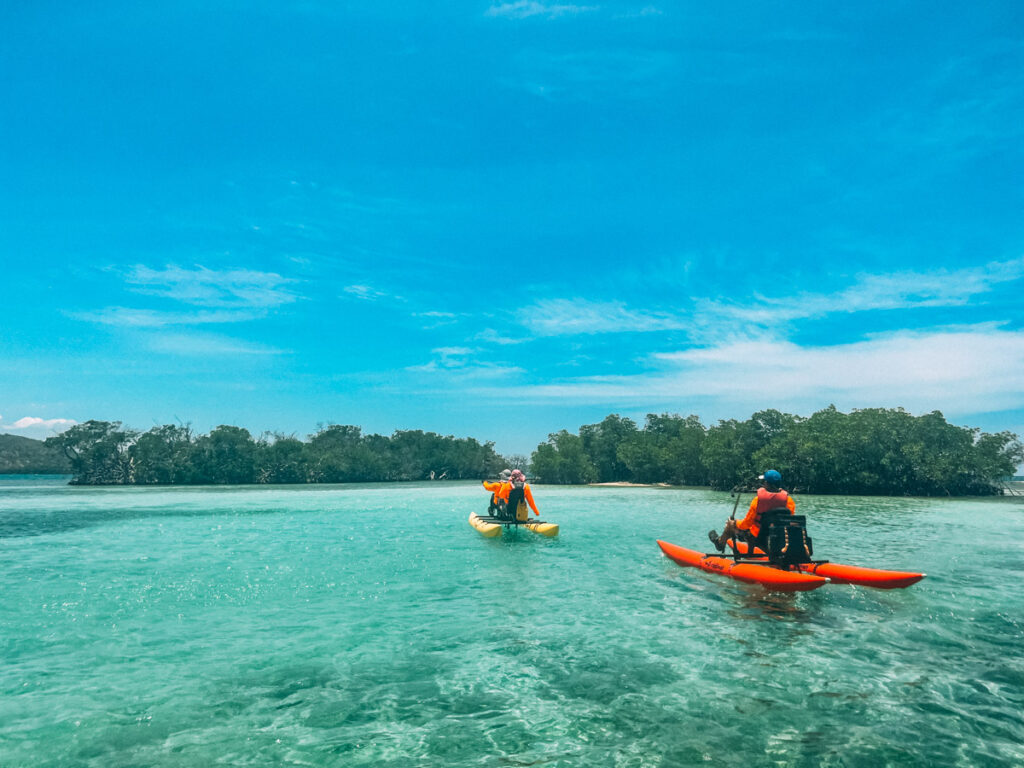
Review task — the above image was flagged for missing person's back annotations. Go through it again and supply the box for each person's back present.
[741,479,795,541]
[709,469,795,552]
[504,469,540,520]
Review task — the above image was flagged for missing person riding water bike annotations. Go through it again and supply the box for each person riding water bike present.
[482,469,512,515]
[708,469,795,553]
[497,469,540,521]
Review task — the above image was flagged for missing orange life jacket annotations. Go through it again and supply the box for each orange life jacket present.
[750,488,791,537]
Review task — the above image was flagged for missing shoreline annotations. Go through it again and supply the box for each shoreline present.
[589,481,674,488]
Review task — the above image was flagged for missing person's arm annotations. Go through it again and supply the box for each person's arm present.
[736,498,758,530]
[524,484,539,515]
[482,480,501,492]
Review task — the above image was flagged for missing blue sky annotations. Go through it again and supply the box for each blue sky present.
[2,1,1023,456]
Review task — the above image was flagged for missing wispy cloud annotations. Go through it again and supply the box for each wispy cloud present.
[146,332,286,357]
[612,6,662,18]
[407,346,524,379]
[517,257,1024,341]
[518,298,690,336]
[73,264,302,330]
[127,265,299,308]
[475,325,1024,417]
[700,255,1024,333]
[343,284,395,301]
[72,307,259,328]
[485,2,598,20]
[413,310,462,329]
[475,328,528,345]
[802,256,1022,313]
[416,311,458,319]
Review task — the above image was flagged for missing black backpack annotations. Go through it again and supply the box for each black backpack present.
[764,514,813,565]
[507,484,527,521]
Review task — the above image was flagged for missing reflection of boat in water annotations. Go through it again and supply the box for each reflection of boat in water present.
[657,538,925,591]
[469,513,559,538]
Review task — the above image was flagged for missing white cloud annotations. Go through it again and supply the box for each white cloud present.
[416,311,458,319]
[735,255,1024,323]
[407,361,525,379]
[8,416,76,430]
[1,416,78,438]
[127,265,298,309]
[343,284,391,301]
[472,326,1024,418]
[518,298,690,336]
[72,307,259,328]
[518,256,1024,341]
[411,347,478,370]
[434,346,476,357]
[486,2,597,19]
[407,347,524,380]
[146,332,286,356]
[475,328,528,345]
[71,265,300,331]
[413,310,462,329]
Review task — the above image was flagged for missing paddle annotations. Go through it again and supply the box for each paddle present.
[725,477,758,560]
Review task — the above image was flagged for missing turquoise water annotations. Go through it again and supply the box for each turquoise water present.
[2,477,1022,767]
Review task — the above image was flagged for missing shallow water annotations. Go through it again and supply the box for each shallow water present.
[1,477,1022,767]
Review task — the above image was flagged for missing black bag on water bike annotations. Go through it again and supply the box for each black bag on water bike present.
[763,513,813,565]
[506,485,528,522]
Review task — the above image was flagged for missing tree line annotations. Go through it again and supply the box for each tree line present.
[528,407,1023,495]
[46,422,507,486]
[42,407,1022,495]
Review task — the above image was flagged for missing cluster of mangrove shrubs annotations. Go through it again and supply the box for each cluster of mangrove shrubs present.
[45,422,507,485]
[528,407,1023,496]
[41,407,1022,495]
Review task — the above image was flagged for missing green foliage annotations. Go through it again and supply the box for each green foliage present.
[256,434,307,484]
[702,410,797,490]
[129,425,193,484]
[44,420,138,485]
[756,408,1024,495]
[53,421,507,486]
[530,431,598,484]
[618,413,707,485]
[580,415,638,482]
[44,409,1023,495]
[189,425,258,484]
[532,414,707,486]
[531,408,1020,495]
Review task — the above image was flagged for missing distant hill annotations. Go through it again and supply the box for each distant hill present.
[0,433,71,474]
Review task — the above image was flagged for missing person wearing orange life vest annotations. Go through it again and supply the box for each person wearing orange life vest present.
[482,469,512,515]
[708,469,795,553]
[498,469,540,521]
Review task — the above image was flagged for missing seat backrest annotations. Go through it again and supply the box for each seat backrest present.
[758,508,791,528]
[765,515,813,565]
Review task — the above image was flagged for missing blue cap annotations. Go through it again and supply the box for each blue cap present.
[760,469,782,485]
